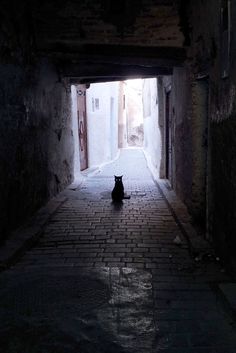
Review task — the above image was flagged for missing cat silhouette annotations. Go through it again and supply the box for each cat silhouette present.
[111,175,130,202]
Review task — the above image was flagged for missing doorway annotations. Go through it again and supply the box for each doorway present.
[192,79,209,228]
[77,85,88,171]
[72,78,162,180]
[165,90,172,182]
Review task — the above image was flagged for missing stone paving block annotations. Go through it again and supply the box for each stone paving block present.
[1,149,236,352]
[115,252,126,257]
[106,262,125,267]
[76,252,98,257]
[125,262,145,269]
[104,257,122,262]
[122,257,133,262]
[72,262,95,267]
[133,247,149,253]
[105,247,131,253]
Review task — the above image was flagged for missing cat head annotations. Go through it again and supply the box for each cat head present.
[114,175,123,182]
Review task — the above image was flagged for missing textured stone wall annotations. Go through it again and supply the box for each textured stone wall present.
[0,60,74,243]
[0,5,74,242]
[187,0,236,264]
[191,79,208,225]
[160,67,208,228]
[172,68,193,210]
[32,0,184,50]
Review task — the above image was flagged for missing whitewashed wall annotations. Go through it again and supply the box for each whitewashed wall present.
[71,85,81,179]
[86,82,119,168]
[143,78,161,179]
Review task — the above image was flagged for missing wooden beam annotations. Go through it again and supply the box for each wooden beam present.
[46,44,186,68]
[60,62,173,80]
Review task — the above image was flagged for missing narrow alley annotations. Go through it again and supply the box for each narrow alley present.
[1,149,236,353]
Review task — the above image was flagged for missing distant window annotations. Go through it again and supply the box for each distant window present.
[95,98,99,110]
[92,98,95,112]
[123,95,126,109]
[221,0,231,78]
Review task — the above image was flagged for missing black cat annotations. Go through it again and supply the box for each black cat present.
[111,175,130,202]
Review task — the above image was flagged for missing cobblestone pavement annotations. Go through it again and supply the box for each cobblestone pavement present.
[1,148,236,353]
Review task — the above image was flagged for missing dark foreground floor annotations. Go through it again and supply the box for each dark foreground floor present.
[1,149,236,353]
